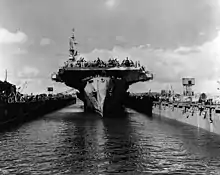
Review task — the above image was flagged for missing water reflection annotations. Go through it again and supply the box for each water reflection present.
[102,115,140,174]
[53,113,104,174]
[1,106,220,174]
[53,111,141,174]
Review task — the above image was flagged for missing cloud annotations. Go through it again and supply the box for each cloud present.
[1,0,220,95]
[15,78,72,95]
[105,0,118,8]
[79,30,220,94]
[17,66,39,78]
[116,35,127,43]
[13,48,27,55]
[199,32,205,36]
[40,37,52,46]
[217,0,220,6]
[174,46,201,55]
[56,53,68,57]
[14,78,42,94]
[0,28,27,44]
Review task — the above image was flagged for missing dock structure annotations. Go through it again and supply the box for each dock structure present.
[149,77,220,135]
[123,89,220,135]
[124,93,154,116]
[153,101,220,135]
[0,90,76,131]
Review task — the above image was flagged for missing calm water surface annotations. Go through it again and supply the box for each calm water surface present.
[1,104,220,174]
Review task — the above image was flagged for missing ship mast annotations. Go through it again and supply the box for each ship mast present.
[69,28,79,62]
[4,69,7,82]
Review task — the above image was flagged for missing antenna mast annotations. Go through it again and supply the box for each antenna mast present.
[69,28,79,62]
[4,69,7,82]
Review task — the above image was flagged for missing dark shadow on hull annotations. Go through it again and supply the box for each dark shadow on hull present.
[124,94,153,117]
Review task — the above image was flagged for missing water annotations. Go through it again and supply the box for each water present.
[1,104,220,174]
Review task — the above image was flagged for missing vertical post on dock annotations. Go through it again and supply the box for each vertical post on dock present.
[4,69,7,82]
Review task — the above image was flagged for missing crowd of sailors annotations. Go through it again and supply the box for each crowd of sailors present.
[63,57,142,69]
[156,93,216,105]
[0,80,76,104]
[129,92,219,106]
[0,92,76,104]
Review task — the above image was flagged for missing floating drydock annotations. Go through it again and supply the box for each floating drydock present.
[153,102,220,135]
[0,80,76,130]
[126,91,220,135]
[152,78,220,135]
[0,96,76,128]
[52,29,153,117]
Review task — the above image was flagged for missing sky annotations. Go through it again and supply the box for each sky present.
[0,0,220,95]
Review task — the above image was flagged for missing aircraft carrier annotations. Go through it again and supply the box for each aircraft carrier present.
[52,29,153,117]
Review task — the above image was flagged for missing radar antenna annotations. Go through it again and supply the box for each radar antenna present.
[69,28,79,62]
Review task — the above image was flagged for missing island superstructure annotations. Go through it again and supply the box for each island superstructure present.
[52,29,153,116]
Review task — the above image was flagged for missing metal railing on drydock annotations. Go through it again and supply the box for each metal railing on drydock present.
[153,101,218,123]
[0,92,76,130]
[0,92,76,104]
[152,96,220,135]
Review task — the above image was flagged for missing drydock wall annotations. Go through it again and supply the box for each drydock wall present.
[153,102,220,135]
[0,98,76,131]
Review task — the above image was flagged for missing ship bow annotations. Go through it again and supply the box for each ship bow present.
[84,77,110,116]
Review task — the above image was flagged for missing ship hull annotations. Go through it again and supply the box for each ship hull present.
[78,76,128,117]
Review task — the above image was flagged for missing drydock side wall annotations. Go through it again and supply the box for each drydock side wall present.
[0,98,76,130]
[153,102,220,135]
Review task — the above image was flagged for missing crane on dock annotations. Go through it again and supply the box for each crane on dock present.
[17,81,28,94]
